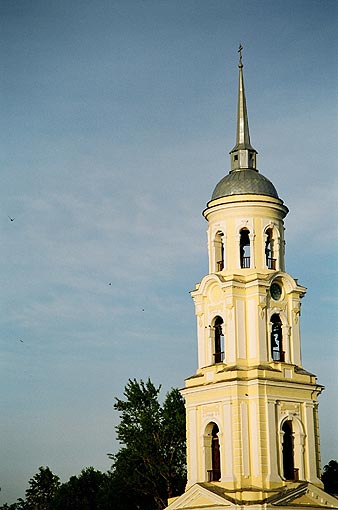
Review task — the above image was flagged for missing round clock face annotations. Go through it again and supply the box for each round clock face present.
[270,282,282,301]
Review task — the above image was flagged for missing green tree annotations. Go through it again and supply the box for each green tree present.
[25,467,60,510]
[109,379,186,510]
[322,460,338,495]
[161,386,187,498]
[0,500,27,510]
[51,467,108,510]
[100,463,155,510]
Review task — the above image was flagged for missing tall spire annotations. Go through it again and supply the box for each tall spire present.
[230,44,257,172]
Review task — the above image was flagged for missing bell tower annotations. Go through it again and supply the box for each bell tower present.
[183,49,323,492]
[166,49,338,510]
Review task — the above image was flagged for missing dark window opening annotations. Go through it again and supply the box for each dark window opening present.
[282,420,297,480]
[240,228,250,268]
[208,424,221,481]
[234,155,238,161]
[215,232,224,271]
[213,316,224,363]
[271,314,284,361]
[265,228,276,269]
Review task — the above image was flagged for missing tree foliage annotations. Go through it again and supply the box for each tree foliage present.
[322,460,338,495]
[51,467,108,510]
[109,378,186,509]
[25,467,60,510]
[0,501,27,510]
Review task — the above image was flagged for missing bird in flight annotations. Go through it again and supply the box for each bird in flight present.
[8,216,15,222]
[108,282,112,286]
[19,339,24,343]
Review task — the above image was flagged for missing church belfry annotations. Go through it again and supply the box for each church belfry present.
[166,49,337,510]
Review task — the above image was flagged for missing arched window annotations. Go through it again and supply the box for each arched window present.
[215,231,224,271]
[211,424,221,481]
[265,228,276,270]
[271,313,284,362]
[279,418,305,481]
[206,423,221,482]
[213,316,224,363]
[282,420,296,480]
[240,228,250,268]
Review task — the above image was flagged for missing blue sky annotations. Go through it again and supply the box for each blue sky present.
[1,0,337,503]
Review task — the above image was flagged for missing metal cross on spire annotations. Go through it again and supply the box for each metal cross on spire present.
[238,43,243,67]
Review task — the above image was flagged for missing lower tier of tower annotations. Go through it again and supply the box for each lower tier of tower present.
[182,362,323,492]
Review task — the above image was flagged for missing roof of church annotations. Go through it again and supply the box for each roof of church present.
[211,168,279,200]
[166,482,338,509]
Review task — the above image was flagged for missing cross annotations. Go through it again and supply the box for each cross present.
[238,43,243,66]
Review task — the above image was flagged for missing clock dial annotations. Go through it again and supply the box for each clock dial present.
[270,282,282,301]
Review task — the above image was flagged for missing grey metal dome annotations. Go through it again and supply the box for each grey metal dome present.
[211,169,279,201]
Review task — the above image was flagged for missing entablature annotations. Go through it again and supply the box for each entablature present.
[191,272,306,299]
[184,362,321,391]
